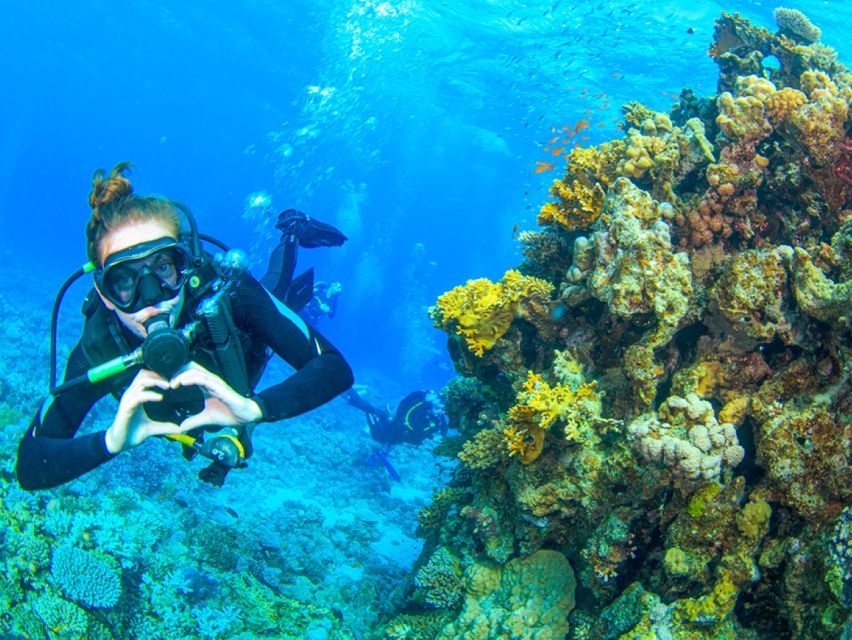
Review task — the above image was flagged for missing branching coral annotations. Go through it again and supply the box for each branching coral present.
[431,270,554,357]
[504,352,601,464]
[414,547,465,609]
[773,7,821,44]
[50,545,122,609]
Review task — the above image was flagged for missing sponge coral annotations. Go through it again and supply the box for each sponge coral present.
[431,270,554,356]
[436,549,576,640]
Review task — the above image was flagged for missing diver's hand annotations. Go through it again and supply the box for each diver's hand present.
[105,369,178,454]
[169,361,263,432]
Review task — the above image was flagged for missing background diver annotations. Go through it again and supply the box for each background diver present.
[16,162,352,489]
[262,220,449,480]
[263,220,448,479]
[345,388,448,481]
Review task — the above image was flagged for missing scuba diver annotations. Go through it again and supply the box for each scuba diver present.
[345,388,448,481]
[16,162,353,489]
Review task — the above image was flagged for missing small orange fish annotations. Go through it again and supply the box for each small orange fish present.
[551,146,565,156]
[535,161,556,174]
[575,120,590,133]
[580,135,590,141]
[597,122,606,127]
[512,223,520,238]
[596,92,607,99]
[550,136,559,144]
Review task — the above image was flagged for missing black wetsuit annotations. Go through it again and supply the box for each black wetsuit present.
[16,272,353,491]
[348,390,447,446]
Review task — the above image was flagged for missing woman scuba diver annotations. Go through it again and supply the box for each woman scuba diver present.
[16,162,353,489]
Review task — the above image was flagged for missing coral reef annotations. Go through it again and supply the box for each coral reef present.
[50,545,122,609]
[435,549,575,640]
[430,270,554,359]
[392,10,852,640]
[627,393,744,481]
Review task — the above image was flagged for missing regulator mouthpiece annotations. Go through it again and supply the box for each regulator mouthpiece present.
[142,317,190,378]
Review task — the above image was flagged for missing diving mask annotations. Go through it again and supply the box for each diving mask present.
[95,237,192,313]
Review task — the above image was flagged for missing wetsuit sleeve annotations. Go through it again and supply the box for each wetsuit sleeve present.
[231,273,354,422]
[16,343,114,491]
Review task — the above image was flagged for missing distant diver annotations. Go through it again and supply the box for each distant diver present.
[16,163,353,490]
[346,388,448,481]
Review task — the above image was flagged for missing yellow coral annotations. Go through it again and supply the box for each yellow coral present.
[538,142,623,231]
[736,497,772,540]
[504,369,600,463]
[538,178,606,230]
[673,573,739,624]
[716,86,773,142]
[764,87,807,126]
[431,270,553,356]
[800,69,838,99]
[503,424,545,464]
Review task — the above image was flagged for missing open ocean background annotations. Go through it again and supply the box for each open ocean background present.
[0,1,849,638]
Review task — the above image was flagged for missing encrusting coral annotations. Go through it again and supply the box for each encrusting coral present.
[390,9,852,640]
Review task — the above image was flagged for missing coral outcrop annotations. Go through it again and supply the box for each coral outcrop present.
[388,10,851,640]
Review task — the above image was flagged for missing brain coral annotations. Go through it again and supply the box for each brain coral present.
[436,549,576,640]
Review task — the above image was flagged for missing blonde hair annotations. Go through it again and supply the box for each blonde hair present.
[86,162,183,264]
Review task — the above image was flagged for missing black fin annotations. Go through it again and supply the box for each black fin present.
[285,268,315,312]
[276,209,348,248]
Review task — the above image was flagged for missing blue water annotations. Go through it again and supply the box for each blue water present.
[0,1,849,638]
[4,0,847,390]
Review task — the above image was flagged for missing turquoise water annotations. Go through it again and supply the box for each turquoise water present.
[0,1,849,638]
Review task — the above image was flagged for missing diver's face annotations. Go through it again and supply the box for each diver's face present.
[96,219,184,338]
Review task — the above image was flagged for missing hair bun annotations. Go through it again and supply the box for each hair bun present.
[88,161,134,210]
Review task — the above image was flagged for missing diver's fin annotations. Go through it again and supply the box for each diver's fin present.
[276,209,348,248]
[285,268,315,312]
[375,450,401,482]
